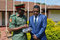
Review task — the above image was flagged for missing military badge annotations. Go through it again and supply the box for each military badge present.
[9,18,12,22]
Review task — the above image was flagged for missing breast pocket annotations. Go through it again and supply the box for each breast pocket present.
[16,18,23,25]
[22,19,26,24]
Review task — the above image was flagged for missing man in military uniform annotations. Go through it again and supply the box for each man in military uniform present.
[8,4,28,40]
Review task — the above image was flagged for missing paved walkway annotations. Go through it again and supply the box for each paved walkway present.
[0,27,12,40]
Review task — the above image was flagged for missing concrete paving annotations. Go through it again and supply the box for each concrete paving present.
[0,27,12,40]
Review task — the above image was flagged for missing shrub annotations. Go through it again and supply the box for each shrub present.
[45,27,60,40]
[55,21,60,27]
[46,19,56,30]
[45,19,60,40]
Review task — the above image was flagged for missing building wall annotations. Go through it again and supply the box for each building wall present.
[0,11,13,26]
[0,12,2,26]
[48,10,60,21]
[0,0,13,11]
[5,12,12,26]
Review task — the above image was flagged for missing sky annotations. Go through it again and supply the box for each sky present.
[16,0,60,5]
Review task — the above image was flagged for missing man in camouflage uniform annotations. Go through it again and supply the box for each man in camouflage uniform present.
[8,4,28,40]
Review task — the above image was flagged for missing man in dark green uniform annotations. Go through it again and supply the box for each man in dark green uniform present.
[8,4,28,40]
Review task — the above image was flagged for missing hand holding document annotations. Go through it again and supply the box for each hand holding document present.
[22,27,32,33]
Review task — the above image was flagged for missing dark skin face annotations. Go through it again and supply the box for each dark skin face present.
[17,9,25,16]
[33,8,40,16]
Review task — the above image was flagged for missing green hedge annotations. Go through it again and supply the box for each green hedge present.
[45,27,60,40]
[45,19,60,40]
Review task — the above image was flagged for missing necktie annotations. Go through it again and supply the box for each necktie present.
[35,16,37,26]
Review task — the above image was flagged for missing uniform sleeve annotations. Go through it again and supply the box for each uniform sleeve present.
[36,16,47,38]
[9,16,15,28]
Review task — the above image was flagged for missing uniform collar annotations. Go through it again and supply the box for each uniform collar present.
[16,13,24,17]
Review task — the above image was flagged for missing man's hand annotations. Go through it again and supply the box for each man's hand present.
[33,35,37,40]
[23,24,28,28]
[33,35,39,40]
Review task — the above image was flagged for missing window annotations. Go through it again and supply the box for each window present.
[2,12,5,25]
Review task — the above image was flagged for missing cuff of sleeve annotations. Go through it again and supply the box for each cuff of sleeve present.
[36,34,40,39]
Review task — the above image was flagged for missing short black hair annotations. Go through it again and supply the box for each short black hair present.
[34,5,40,9]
